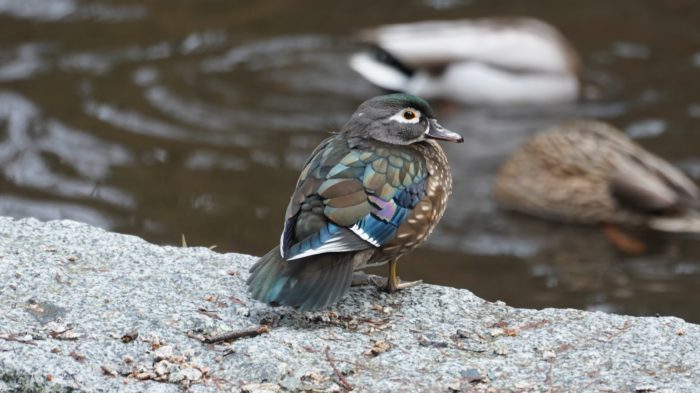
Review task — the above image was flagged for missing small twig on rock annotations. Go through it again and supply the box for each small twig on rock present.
[202,325,269,344]
[0,333,37,346]
[186,330,206,342]
[325,346,352,392]
[197,308,222,320]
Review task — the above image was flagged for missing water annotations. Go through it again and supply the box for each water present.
[1,0,700,321]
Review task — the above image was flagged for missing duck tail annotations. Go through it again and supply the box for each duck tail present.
[350,46,414,92]
[246,246,354,311]
[649,213,700,233]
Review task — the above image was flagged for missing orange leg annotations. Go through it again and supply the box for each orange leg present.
[351,259,423,292]
[602,224,647,254]
[384,258,422,294]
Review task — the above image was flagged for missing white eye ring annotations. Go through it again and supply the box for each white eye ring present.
[390,108,421,124]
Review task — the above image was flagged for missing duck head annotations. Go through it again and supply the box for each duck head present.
[343,93,463,145]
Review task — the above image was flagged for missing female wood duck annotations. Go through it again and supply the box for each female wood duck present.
[350,17,580,105]
[247,94,463,311]
[493,120,700,252]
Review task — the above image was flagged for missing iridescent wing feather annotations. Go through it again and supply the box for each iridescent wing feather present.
[280,135,428,261]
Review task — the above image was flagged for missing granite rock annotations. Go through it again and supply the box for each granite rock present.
[0,217,698,392]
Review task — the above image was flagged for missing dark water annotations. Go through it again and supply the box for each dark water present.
[2,0,700,321]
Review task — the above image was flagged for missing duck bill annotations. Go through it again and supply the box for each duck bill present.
[426,119,463,143]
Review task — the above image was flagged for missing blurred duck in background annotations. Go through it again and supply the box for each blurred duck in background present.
[350,17,580,106]
[493,120,700,253]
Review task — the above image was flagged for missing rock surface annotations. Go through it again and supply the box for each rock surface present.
[0,217,698,392]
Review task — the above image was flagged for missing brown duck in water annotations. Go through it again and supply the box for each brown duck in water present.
[493,120,700,252]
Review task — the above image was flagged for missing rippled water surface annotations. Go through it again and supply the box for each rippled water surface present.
[2,0,700,321]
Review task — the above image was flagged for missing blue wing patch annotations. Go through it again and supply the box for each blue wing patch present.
[285,221,370,261]
[394,179,426,209]
[349,178,425,247]
[350,206,410,247]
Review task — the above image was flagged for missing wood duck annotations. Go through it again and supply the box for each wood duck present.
[350,17,580,106]
[247,94,463,311]
[493,120,700,252]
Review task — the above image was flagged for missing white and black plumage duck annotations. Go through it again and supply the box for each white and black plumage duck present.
[247,94,463,311]
[350,17,581,105]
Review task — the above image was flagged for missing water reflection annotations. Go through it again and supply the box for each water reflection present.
[1,0,699,322]
[0,0,146,22]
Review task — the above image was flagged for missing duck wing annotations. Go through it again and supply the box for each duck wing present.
[610,149,699,215]
[281,135,428,261]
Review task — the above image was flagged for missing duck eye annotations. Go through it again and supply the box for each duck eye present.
[403,111,416,120]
